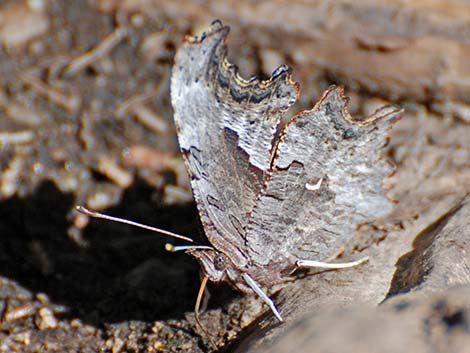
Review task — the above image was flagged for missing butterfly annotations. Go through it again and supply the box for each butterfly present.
[77,19,401,329]
[169,20,402,322]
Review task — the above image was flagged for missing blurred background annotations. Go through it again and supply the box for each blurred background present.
[0,1,468,352]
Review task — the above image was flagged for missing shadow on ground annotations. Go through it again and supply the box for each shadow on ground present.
[0,180,237,327]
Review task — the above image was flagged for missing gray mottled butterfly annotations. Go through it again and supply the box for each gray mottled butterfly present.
[78,19,402,328]
[170,20,401,321]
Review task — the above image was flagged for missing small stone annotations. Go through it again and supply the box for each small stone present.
[36,307,58,330]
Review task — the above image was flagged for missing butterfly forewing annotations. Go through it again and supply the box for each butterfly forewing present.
[171,21,299,268]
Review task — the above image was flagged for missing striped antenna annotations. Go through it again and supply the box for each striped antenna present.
[75,205,193,243]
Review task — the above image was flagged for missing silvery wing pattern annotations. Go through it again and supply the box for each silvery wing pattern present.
[171,20,402,292]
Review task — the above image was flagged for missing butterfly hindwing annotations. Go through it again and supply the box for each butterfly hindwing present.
[245,87,402,284]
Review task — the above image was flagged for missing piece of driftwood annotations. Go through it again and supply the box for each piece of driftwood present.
[235,196,470,352]
[244,285,470,353]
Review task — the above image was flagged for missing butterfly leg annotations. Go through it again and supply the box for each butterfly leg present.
[296,256,369,269]
[194,276,217,349]
[242,273,283,322]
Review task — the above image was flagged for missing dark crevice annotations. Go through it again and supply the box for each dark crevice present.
[385,202,463,299]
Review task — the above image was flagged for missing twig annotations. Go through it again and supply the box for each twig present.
[63,27,127,77]
[20,73,81,112]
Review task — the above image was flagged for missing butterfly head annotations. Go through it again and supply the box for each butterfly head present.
[213,253,228,271]
[189,248,240,284]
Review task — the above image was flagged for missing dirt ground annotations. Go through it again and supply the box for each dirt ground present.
[0,1,469,353]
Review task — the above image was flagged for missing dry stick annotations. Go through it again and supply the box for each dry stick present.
[63,27,127,77]
[132,105,170,134]
[20,73,81,112]
[0,131,34,144]
[96,157,133,188]
[114,89,160,118]
[4,302,39,322]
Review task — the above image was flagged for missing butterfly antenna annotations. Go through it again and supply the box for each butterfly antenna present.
[164,242,217,348]
[164,244,213,252]
[195,275,218,349]
[75,206,193,242]
[242,273,283,322]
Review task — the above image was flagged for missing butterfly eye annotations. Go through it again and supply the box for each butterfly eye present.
[214,253,228,271]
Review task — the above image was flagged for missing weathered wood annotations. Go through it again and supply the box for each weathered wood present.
[246,285,470,353]
[235,196,470,352]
